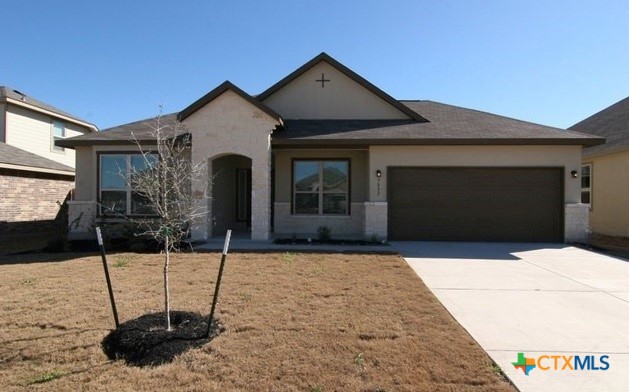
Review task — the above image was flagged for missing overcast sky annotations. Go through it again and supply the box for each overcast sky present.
[3,0,628,129]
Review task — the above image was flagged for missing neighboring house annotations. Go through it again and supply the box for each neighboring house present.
[58,53,602,244]
[0,87,97,253]
[569,96,629,238]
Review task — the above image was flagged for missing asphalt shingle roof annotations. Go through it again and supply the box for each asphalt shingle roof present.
[57,100,604,148]
[56,114,180,147]
[569,96,629,157]
[273,101,603,146]
[0,142,74,174]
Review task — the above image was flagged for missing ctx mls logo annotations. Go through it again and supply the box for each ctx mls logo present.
[512,352,610,375]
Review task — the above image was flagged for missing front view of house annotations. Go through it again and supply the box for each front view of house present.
[58,53,602,243]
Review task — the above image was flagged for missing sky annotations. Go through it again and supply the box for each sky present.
[2,0,628,130]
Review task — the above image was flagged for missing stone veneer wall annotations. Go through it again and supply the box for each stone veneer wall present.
[273,202,366,239]
[565,203,590,243]
[364,202,387,241]
[0,169,74,253]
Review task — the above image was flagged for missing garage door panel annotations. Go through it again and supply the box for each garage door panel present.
[388,168,563,242]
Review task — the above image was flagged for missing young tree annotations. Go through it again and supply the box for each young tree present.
[125,112,208,331]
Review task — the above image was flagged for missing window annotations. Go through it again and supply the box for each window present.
[52,121,65,151]
[99,153,158,216]
[581,164,592,205]
[293,160,349,215]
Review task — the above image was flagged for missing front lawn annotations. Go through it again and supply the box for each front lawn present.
[0,251,514,391]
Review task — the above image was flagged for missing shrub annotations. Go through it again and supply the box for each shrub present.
[317,226,332,242]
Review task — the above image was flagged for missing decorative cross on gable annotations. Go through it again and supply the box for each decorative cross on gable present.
[315,73,330,88]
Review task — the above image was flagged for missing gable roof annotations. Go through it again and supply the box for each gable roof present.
[178,81,282,123]
[0,141,74,175]
[256,52,428,122]
[0,86,98,132]
[272,101,603,147]
[569,96,629,158]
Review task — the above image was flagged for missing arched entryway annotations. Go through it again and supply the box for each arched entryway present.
[210,154,253,238]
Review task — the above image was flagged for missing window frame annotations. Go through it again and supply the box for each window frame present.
[51,120,66,152]
[581,163,592,208]
[98,152,159,217]
[291,158,351,216]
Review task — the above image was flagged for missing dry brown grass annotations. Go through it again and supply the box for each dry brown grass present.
[0,251,515,391]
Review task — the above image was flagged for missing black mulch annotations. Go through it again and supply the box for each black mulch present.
[102,311,223,367]
[274,238,387,246]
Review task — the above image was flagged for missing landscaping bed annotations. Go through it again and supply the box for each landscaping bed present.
[0,251,514,391]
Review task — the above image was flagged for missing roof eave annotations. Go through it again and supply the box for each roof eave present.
[55,139,159,149]
[583,144,629,159]
[0,162,75,176]
[272,137,605,147]
[4,97,98,132]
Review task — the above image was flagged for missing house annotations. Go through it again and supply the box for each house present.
[0,87,97,253]
[57,53,602,244]
[569,96,629,238]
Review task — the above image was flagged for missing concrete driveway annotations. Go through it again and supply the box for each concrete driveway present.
[392,241,629,392]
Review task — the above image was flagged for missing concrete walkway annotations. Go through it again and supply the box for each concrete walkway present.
[392,241,629,392]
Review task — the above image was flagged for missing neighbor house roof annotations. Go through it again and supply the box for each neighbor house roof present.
[0,86,98,132]
[0,141,74,175]
[569,96,629,158]
[178,81,282,123]
[55,114,181,147]
[272,101,604,147]
[256,52,428,123]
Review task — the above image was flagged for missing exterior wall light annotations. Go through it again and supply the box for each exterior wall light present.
[571,170,578,178]
[376,169,382,178]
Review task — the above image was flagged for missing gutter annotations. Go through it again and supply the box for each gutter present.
[0,162,75,176]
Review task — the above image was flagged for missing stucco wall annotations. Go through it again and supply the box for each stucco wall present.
[0,103,6,142]
[273,149,368,202]
[585,150,629,237]
[368,145,585,242]
[182,89,279,240]
[272,148,369,238]
[5,104,88,168]
[262,61,410,120]
[368,145,583,203]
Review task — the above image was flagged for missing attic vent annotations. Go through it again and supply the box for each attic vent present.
[13,90,26,101]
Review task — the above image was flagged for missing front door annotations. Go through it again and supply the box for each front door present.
[236,168,252,227]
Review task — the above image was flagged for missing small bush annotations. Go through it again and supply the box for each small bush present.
[27,370,63,385]
[317,226,332,242]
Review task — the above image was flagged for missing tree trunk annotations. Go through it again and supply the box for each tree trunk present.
[164,236,171,331]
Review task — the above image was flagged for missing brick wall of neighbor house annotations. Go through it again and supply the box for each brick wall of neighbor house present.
[0,169,74,253]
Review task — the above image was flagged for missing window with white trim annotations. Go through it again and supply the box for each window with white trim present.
[293,160,349,215]
[581,164,592,205]
[52,120,65,151]
[99,153,158,216]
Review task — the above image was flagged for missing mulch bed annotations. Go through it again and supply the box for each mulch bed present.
[102,311,223,367]
[274,238,386,246]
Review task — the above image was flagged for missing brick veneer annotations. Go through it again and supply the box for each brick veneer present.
[0,169,74,253]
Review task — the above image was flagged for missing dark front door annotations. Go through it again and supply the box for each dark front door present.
[236,168,252,227]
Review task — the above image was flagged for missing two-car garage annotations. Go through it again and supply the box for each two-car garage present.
[387,167,564,242]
